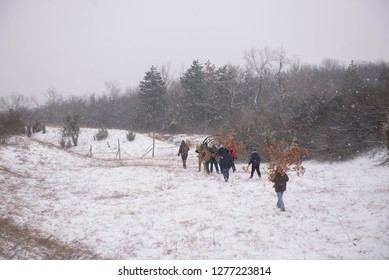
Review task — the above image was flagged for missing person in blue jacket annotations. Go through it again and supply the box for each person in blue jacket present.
[272,168,289,212]
[248,148,261,179]
[218,149,234,182]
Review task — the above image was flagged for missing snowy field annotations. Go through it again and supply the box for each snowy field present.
[0,127,388,259]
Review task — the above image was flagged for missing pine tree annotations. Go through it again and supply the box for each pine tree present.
[341,60,364,94]
[180,60,206,126]
[138,66,166,130]
[203,61,221,127]
[62,114,80,146]
[204,63,238,128]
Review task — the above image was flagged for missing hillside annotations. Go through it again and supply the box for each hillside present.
[1,127,388,259]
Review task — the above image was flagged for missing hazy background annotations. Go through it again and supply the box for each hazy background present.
[1,0,388,99]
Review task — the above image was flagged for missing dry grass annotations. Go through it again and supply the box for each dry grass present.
[0,166,25,178]
[0,217,100,259]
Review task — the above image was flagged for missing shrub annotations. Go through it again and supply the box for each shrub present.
[0,109,25,144]
[66,139,72,149]
[264,139,309,181]
[32,120,43,133]
[384,121,389,151]
[26,123,32,137]
[0,129,9,144]
[60,137,66,148]
[95,128,108,141]
[126,131,136,141]
[62,114,80,146]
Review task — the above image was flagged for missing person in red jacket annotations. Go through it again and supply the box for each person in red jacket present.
[228,144,237,172]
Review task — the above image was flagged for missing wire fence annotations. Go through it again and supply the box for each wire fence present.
[75,138,178,160]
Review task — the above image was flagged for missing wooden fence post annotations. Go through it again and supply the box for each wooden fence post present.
[118,139,121,160]
[152,133,155,158]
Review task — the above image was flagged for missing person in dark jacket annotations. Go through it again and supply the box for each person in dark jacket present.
[248,149,261,179]
[218,150,234,182]
[217,146,229,156]
[178,140,190,169]
[209,145,219,173]
[271,168,289,212]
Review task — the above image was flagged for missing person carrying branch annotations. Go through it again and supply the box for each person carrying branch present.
[178,140,190,169]
[272,167,289,212]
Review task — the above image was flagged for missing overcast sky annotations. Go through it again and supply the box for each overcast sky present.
[0,0,388,100]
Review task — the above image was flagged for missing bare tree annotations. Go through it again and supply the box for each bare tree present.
[42,86,63,123]
[243,47,272,105]
[320,58,343,72]
[289,55,301,74]
[0,93,34,111]
[269,46,290,95]
[160,62,174,89]
[104,81,121,100]
[44,86,62,106]
[221,64,245,111]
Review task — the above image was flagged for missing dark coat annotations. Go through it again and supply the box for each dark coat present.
[219,153,234,170]
[248,151,261,167]
[217,147,229,156]
[178,141,189,157]
[272,171,289,192]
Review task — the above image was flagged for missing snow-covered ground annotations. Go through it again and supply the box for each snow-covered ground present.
[1,127,388,259]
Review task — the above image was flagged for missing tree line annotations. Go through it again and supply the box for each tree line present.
[1,47,389,160]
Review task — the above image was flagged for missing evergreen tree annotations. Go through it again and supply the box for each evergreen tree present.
[204,63,236,128]
[378,62,389,91]
[341,60,364,94]
[180,60,206,127]
[62,114,80,146]
[138,66,166,130]
[203,61,220,127]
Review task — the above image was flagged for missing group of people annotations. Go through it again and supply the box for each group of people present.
[178,140,238,181]
[215,145,236,182]
[217,146,264,183]
[178,140,290,212]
